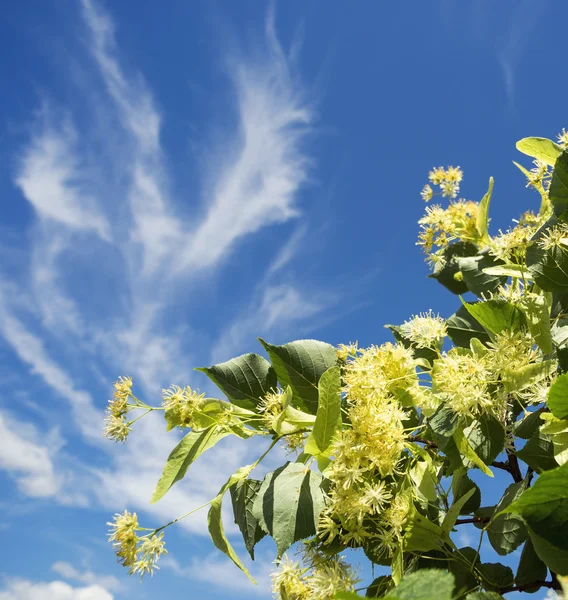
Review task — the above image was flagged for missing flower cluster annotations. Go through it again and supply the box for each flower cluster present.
[417,199,479,264]
[538,223,568,251]
[271,549,359,600]
[316,343,415,556]
[103,376,133,442]
[400,310,446,350]
[423,165,464,201]
[487,212,543,263]
[162,385,205,429]
[108,511,167,578]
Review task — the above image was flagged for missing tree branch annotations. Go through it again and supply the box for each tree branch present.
[506,445,524,483]
[408,436,438,449]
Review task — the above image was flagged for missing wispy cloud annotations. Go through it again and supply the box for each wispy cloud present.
[1,0,329,576]
[496,0,547,112]
[178,14,313,273]
[0,411,61,498]
[14,115,110,240]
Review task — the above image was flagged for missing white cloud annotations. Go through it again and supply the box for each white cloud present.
[51,562,120,593]
[163,553,273,597]
[0,579,113,600]
[0,302,103,444]
[14,117,109,240]
[178,13,313,273]
[0,411,61,498]
[81,0,182,275]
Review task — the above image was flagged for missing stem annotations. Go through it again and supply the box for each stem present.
[153,499,213,534]
[127,408,154,426]
[506,444,524,483]
[408,436,438,449]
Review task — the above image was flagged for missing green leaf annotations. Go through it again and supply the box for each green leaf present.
[404,511,445,552]
[477,562,514,592]
[550,150,568,215]
[428,405,459,448]
[465,593,505,600]
[503,462,568,551]
[482,264,533,279]
[151,427,231,503]
[336,593,365,600]
[196,353,277,410]
[549,373,568,419]
[487,481,528,556]
[502,360,557,394]
[366,575,393,598]
[476,177,494,243]
[526,216,568,291]
[384,569,455,600]
[454,427,493,477]
[208,465,256,584]
[451,469,482,515]
[304,366,342,455]
[259,339,338,414]
[449,546,479,598]
[429,242,478,295]
[513,408,544,440]
[529,528,568,575]
[463,415,505,466]
[409,459,439,503]
[457,253,506,297]
[229,478,266,560]
[516,137,563,167]
[515,538,547,593]
[520,293,553,354]
[442,487,476,535]
[446,305,491,348]
[462,299,526,336]
[252,462,328,557]
[273,399,316,436]
[516,431,558,473]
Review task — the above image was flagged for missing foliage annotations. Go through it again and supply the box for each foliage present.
[104,132,568,598]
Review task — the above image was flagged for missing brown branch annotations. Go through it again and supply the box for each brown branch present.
[506,446,524,483]
[408,436,438,449]
[454,516,490,525]
[491,460,513,474]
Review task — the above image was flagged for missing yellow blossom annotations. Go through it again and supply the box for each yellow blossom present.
[162,385,205,428]
[400,310,446,349]
[428,166,446,185]
[558,128,568,148]
[421,184,433,202]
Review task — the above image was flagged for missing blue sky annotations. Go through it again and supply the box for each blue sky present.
[0,1,567,599]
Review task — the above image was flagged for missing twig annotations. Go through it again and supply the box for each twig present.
[506,445,524,483]
[408,436,438,449]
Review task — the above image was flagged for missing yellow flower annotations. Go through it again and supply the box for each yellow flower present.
[162,385,205,428]
[558,128,568,148]
[538,224,568,251]
[428,166,446,185]
[108,511,140,568]
[433,349,494,417]
[130,533,167,578]
[421,184,433,202]
[445,165,463,183]
[103,414,132,443]
[440,180,459,199]
[400,310,446,349]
